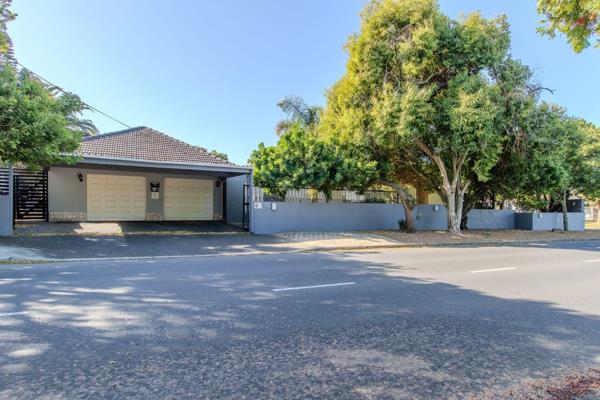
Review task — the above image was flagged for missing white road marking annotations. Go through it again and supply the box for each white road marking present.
[584,259,600,263]
[273,282,356,292]
[0,311,28,317]
[469,267,517,274]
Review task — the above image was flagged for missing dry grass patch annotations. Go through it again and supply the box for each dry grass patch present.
[374,229,600,245]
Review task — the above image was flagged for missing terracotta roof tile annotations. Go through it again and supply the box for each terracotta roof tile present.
[77,127,240,167]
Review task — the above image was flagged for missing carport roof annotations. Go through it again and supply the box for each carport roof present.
[76,127,247,171]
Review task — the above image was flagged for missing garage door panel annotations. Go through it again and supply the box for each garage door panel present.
[87,174,146,221]
[164,178,213,220]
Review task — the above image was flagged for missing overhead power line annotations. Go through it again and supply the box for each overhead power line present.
[15,61,132,129]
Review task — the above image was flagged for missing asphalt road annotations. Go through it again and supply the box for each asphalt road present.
[1,240,600,399]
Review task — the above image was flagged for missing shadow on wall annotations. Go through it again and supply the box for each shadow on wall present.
[0,249,600,398]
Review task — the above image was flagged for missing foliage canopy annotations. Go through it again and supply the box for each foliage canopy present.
[0,0,92,169]
[318,0,540,232]
[250,123,378,200]
[537,0,600,52]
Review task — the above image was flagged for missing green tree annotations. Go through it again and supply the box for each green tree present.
[250,123,378,200]
[319,0,537,233]
[0,0,92,168]
[0,0,14,62]
[210,150,229,161]
[0,66,89,168]
[537,0,600,52]
[275,96,321,136]
[515,104,600,230]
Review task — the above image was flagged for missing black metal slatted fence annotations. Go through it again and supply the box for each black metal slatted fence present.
[0,169,9,196]
[0,167,49,221]
[13,169,48,220]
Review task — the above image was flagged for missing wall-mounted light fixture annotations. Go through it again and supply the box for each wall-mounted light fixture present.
[433,205,439,212]
[78,173,83,182]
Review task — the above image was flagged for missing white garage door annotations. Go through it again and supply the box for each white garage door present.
[164,178,214,221]
[87,174,146,221]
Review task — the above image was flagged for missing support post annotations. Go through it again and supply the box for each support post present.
[0,164,14,236]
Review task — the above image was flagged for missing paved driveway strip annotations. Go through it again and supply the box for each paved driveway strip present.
[1,241,600,399]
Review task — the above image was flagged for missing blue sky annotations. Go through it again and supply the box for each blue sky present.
[9,1,600,164]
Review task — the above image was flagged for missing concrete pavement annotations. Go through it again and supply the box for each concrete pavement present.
[0,231,402,262]
[1,241,600,398]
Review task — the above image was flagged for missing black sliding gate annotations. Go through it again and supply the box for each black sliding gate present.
[0,168,49,221]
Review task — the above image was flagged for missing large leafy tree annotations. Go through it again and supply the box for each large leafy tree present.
[537,0,600,52]
[515,104,600,230]
[319,0,538,233]
[0,0,92,169]
[0,0,14,62]
[251,123,378,200]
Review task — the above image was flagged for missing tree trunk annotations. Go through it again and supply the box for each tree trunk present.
[404,203,415,232]
[445,188,461,234]
[460,197,475,230]
[383,181,415,233]
[561,191,569,232]
[460,212,469,230]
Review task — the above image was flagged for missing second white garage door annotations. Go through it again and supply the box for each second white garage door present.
[164,178,214,220]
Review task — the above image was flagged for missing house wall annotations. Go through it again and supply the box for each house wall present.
[48,166,223,222]
[585,201,600,222]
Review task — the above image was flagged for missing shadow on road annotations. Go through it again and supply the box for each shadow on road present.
[0,251,599,399]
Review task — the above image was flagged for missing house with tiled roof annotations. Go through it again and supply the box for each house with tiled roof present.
[47,127,251,224]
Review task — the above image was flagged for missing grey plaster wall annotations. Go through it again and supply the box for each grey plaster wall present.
[414,205,448,230]
[251,202,405,234]
[49,167,222,221]
[0,194,11,236]
[251,201,586,234]
[414,206,517,231]
[514,213,533,230]
[0,166,13,235]
[515,212,585,231]
[466,209,516,230]
[225,175,247,225]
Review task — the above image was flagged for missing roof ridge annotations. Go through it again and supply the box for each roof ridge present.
[145,127,209,152]
[83,126,146,141]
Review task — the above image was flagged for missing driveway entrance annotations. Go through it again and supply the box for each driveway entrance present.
[13,220,246,236]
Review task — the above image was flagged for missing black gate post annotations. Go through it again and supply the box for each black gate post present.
[222,178,227,222]
[12,174,18,221]
[43,169,49,221]
[242,184,250,231]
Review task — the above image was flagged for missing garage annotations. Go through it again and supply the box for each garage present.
[87,174,146,221]
[164,178,214,220]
